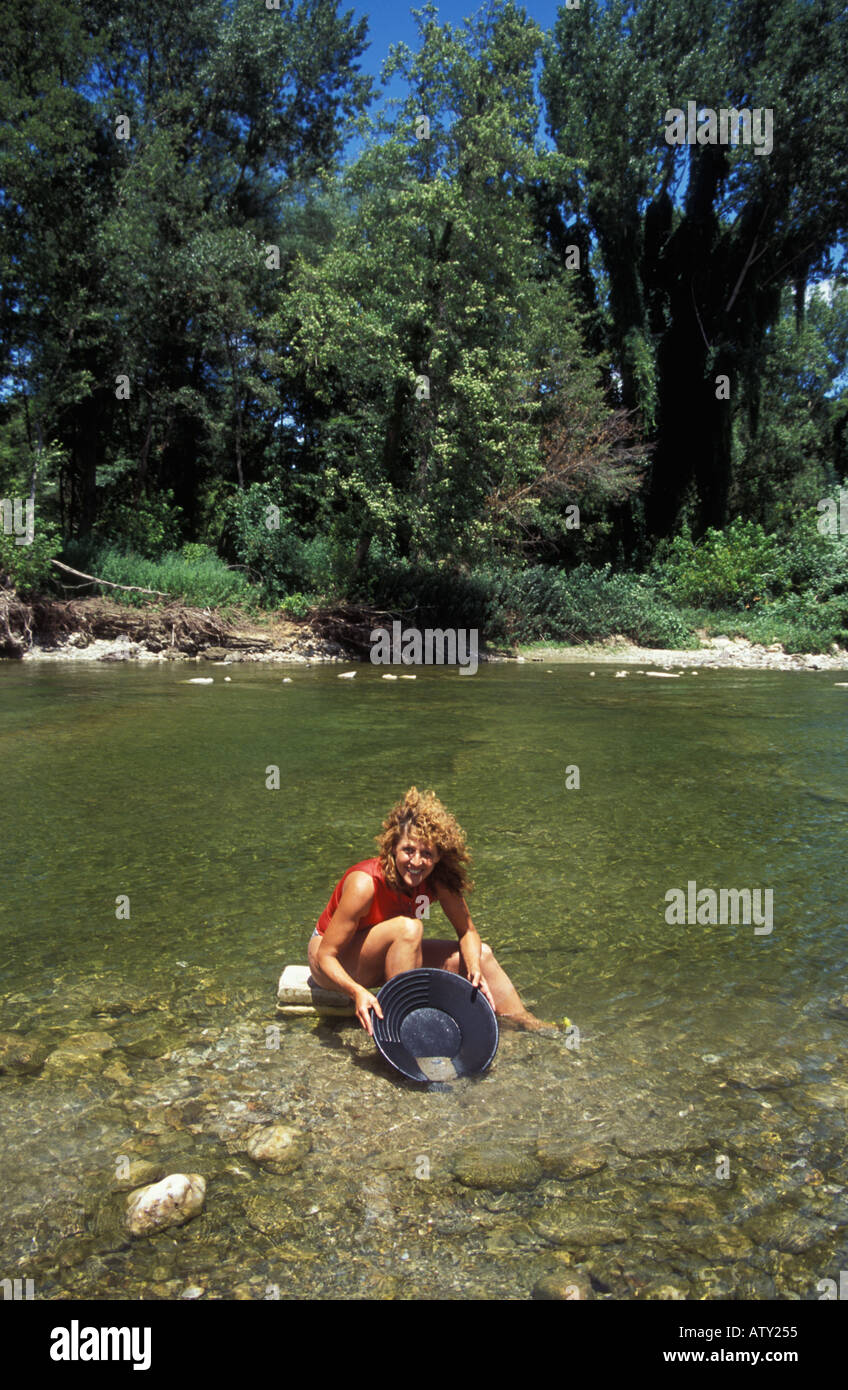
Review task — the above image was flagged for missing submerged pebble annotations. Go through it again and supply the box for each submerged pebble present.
[0,1030,51,1075]
[532,1271,593,1300]
[244,1125,312,1175]
[536,1141,609,1181]
[452,1145,542,1192]
[532,1213,628,1249]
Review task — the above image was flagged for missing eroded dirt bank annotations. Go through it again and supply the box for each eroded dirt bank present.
[1,591,349,664]
[3,589,848,670]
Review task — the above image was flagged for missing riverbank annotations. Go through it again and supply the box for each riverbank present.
[4,590,848,670]
[2,593,348,665]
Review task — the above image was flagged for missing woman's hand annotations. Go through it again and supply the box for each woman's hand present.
[467,967,496,1013]
[353,987,383,1035]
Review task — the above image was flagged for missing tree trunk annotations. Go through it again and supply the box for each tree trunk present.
[70,388,107,538]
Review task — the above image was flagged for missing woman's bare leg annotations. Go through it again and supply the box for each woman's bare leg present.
[420,938,544,1028]
[308,915,423,991]
[309,924,550,1030]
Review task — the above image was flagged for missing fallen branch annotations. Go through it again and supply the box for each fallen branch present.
[50,558,170,598]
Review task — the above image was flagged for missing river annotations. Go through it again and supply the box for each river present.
[1,659,846,1299]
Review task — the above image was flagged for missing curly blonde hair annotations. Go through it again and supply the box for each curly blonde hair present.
[377,787,473,896]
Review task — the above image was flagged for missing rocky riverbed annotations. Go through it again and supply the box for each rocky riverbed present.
[518,634,848,672]
[19,628,848,672]
[1,967,846,1301]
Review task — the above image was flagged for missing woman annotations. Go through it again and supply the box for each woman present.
[308,786,543,1033]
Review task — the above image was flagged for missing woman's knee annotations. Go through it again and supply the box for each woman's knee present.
[396,915,424,947]
[480,940,493,962]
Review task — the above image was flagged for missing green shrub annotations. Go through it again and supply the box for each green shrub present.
[361,556,694,649]
[682,589,848,654]
[745,590,848,651]
[180,542,220,568]
[361,557,502,632]
[779,505,848,599]
[279,592,314,619]
[648,505,848,651]
[496,565,695,647]
[0,511,62,595]
[652,519,787,608]
[0,432,65,592]
[226,483,333,602]
[91,484,183,559]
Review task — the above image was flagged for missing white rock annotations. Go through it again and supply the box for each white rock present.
[382,674,398,680]
[645,671,682,678]
[126,1173,206,1236]
[338,671,357,679]
[400,674,416,679]
[183,678,214,684]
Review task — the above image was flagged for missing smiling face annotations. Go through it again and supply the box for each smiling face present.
[394,832,440,893]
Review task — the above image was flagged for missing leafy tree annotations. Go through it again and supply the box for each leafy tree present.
[275,1,635,573]
[731,281,848,529]
[0,0,372,547]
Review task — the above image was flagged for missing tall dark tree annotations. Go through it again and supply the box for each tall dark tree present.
[541,0,848,541]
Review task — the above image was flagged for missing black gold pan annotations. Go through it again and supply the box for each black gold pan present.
[372,967,499,1083]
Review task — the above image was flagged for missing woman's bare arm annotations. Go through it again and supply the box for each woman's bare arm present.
[433,883,496,1009]
[316,871,373,992]
[315,873,384,1031]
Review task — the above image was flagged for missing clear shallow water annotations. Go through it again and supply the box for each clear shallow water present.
[1,660,847,1300]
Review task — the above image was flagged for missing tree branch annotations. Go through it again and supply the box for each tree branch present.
[50,559,170,598]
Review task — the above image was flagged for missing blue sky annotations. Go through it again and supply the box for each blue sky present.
[341,0,563,154]
[346,0,564,75]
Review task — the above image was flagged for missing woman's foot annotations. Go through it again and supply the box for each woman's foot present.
[497,1010,558,1034]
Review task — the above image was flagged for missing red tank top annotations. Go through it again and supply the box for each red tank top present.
[316,858,436,935]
